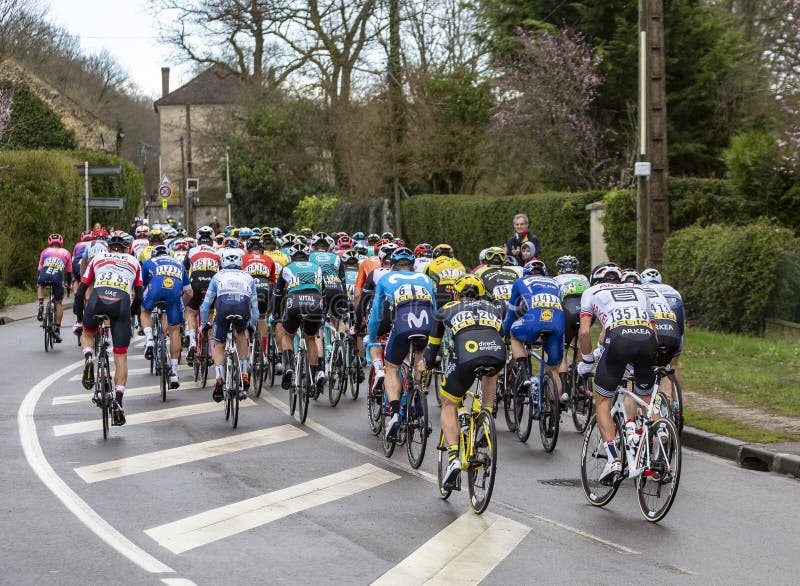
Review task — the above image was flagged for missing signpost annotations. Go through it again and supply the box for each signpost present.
[159,176,172,211]
[78,162,122,231]
[87,198,124,210]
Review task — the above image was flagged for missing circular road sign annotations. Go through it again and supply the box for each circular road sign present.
[159,185,172,198]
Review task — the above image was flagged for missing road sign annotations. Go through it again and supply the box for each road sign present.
[159,184,172,198]
[87,198,124,209]
[75,165,122,177]
[162,198,168,209]
[187,178,199,192]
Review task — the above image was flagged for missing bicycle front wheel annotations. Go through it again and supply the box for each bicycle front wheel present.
[571,374,594,433]
[636,418,681,522]
[348,344,361,400]
[159,335,168,402]
[468,411,497,514]
[367,369,383,435]
[436,431,453,500]
[97,358,110,440]
[663,370,684,435]
[539,372,560,452]
[580,414,624,507]
[406,384,429,469]
[328,341,344,407]
[514,381,533,443]
[253,336,264,398]
[231,361,240,430]
[200,334,210,388]
[380,394,396,457]
[297,350,310,423]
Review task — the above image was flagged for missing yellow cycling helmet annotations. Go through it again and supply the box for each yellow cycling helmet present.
[454,274,485,299]
[433,244,454,259]
[148,229,165,243]
[230,227,240,238]
[483,246,506,265]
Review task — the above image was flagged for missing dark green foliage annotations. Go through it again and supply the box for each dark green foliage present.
[664,220,800,333]
[0,151,82,286]
[601,189,636,268]
[71,150,143,229]
[400,191,603,269]
[3,83,75,150]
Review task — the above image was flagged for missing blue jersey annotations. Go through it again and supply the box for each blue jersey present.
[502,275,563,337]
[367,270,436,340]
[142,255,191,293]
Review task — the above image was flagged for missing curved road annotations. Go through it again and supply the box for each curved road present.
[4,317,798,584]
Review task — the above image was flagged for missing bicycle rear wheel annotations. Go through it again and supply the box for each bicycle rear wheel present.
[98,357,110,440]
[571,374,594,433]
[514,379,533,443]
[663,370,684,434]
[200,334,210,388]
[328,341,344,407]
[539,372,560,452]
[436,431,453,500]
[297,350,310,423]
[636,418,681,522]
[44,301,54,352]
[348,343,361,400]
[159,333,168,402]
[406,384,429,469]
[268,329,277,388]
[468,411,497,514]
[231,360,240,429]
[580,414,624,507]
[252,336,264,397]
[380,395,396,457]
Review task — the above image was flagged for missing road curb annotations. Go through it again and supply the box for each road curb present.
[0,301,74,325]
[683,426,800,478]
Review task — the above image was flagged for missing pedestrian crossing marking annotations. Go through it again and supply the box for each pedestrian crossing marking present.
[53,381,203,405]
[372,511,530,585]
[145,463,399,554]
[161,579,198,586]
[52,399,256,436]
[74,425,306,483]
[68,364,192,382]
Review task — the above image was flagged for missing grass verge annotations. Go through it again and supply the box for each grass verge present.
[3,285,39,306]
[684,407,798,443]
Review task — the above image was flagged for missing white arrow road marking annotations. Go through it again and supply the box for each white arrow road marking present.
[75,425,307,483]
[68,364,191,382]
[53,381,204,405]
[145,463,399,554]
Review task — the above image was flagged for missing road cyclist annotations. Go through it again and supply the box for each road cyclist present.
[36,233,73,344]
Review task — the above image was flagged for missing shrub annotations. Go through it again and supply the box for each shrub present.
[401,191,603,269]
[664,219,800,333]
[292,194,338,231]
[71,150,143,229]
[329,198,388,235]
[0,150,82,287]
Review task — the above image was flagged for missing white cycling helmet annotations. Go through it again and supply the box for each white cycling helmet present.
[590,262,623,285]
[220,247,244,269]
[641,268,662,284]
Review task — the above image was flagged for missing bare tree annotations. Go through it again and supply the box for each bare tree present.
[0,0,47,59]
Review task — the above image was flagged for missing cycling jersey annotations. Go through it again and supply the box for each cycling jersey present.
[71,241,89,280]
[200,268,259,341]
[243,252,277,314]
[273,261,325,336]
[37,246,73,300]
[355,256,382,290]
[553,273,590,298]
[82,239,109,264]
[580,282,657,397]
[264,249,290,273]
[423,256,466,304]
[643,284,682,363]
[413,257,433,273]
[344,267,358,300]
[647,282,685,336]
[474,265,519,308]
[183,244,221,311]
[274,261,324,297]
[82,251,143,296]
[424,299,506,402]
[141,255,191,327]
[554,273,590,344]
[130,238,149,258]
[503,275,565,366]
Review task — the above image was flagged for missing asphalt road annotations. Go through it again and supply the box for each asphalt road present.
[4,316,798,585]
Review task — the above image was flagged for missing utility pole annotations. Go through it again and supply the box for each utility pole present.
[180,135,188,231]
[225,146,232,226]
[388,0,403,236]
[636,0,669,270]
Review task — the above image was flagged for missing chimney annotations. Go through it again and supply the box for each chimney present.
[161,67,170,97]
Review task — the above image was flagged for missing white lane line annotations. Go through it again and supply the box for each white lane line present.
[145,463,399,554]
[53,381,203,405]
[261,390,640,556]
[18,360,174,574]
[68,364,191,382]
[372,511,530,585]
[53,399,256,437]
[75,425,307,483]
[162,580,198,586]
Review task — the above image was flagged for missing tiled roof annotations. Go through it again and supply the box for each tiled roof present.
[154,65,247,109]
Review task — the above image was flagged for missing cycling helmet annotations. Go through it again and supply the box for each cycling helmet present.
[152,244,170,257]
[283,233,296,244]
[288,243,311,260]
[92,229,109,240]
[196,225,215,242]
[432,244,454,259]
[378,242,399,263]
[165,227,178,239]
[48,233,64,247]
[239,227,253,240]
[224,225,234,236]
[80,230,93,242]
[230,227,240,238]
[621,268,642,284]
[311,232,331,249]
[413,243,432,258]
[135,225,148,238]
[184,236,196,248]
[367,233,380,245]
[381,231,394,240]
[337,235,354,249]
[590,262,623,285]
[173,239,190,251]
[261,232,276,246]
[220,247,244,269]
[176,228,187,237]
[222,236,239,248]
[556,255,579,274]
[390,247,415,267]
[252,227,262,236]
[352,231,365,241]
[299,227,313,239]
[108,233,128,250]
[214,233,224,245]
[523,259,548,276]
[295,235,308,245]
[394,238,406,247]
[484,247,506,266]
[641,268,662,284]
[272,227,282,237]
[148,229,165,243]
[354,244,369,259]
[454,274,486,299]
[246,236,263,251]
[342,250,360,266]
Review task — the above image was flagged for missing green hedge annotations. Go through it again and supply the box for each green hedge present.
[664,219,800,333]
[0,151,83,287]
[400,191,604,269]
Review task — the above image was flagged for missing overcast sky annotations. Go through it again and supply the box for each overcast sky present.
[47,0,193,98]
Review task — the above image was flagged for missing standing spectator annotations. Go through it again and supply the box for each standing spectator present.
[504,214,540,265]
[210,216,221,234]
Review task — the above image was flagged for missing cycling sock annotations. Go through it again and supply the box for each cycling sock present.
[447,444,459,461]
[240,359,249,373]
[83,348,92,358]
[389,399,400,415]
[605,440,618,461]
[38,298,43,305]
[188,329,197,346]
[317,356,324,369]
[170,358,179,373]
[215,365,224,378]
[373,358,384,371]
[115,390,124,407]
[282,350,293,368]
[144,327,153,342]
[559,372,568,393]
